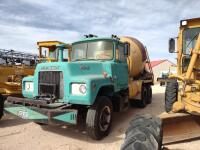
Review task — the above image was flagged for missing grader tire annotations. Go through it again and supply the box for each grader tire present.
[121,115,163,150]
[0,94,4,120]
[165,79,178,112]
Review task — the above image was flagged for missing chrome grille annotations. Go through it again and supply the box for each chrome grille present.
[38,71,63,99]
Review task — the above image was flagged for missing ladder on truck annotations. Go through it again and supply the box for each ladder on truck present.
[0,49,38,66]
[145,47,154,82]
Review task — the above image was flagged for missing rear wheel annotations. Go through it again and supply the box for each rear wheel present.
[139,85,148,108]
[165,79,178,112]
[147,85,152,104]
[0,94,4,120]
[86,96,113,140]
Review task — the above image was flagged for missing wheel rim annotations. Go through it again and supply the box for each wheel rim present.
[99,106,111,131]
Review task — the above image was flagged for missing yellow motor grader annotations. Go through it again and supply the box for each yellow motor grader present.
[160,17,200,144]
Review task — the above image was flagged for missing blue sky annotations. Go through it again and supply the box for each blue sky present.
[0,0,199,62]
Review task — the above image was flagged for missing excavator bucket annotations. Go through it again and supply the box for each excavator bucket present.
[159,112,200,145]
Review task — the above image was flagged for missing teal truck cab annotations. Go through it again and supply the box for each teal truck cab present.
[3,35,153,140]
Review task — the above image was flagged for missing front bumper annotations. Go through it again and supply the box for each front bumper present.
[4,97,77,125]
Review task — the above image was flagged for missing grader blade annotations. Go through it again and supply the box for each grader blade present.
[159,112,200,145]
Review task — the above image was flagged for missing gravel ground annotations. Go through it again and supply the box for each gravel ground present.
[0,85,199,150]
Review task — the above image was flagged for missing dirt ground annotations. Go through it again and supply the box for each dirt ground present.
[0,85,199,150]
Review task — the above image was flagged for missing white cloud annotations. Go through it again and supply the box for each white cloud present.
[0,0,199,62]
[0,24,80,53]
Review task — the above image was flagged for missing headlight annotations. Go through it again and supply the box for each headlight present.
[71,83,87,95]
[24,82,34,92]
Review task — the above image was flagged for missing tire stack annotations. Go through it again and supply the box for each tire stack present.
[121,114,163,150]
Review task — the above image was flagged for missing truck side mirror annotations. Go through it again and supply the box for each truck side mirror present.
[169,38,175,53]
[125,43,130,56]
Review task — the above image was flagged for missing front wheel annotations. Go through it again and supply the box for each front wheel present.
[165,79,178,112]
[86,96,113,140]
[0,94,4,120]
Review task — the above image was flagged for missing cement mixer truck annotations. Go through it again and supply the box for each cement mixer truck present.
[3,35,153,140]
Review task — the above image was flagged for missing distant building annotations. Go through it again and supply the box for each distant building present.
[150,59,175,83]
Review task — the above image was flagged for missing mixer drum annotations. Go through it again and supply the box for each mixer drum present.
[120,37,147,77]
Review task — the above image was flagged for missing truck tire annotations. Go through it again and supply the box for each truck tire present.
[86,96,113,140]
[139,85,148,108]
[147,85,152,104]
[121,115,163,150]
[165,79,178,112]
[0,94,4,120]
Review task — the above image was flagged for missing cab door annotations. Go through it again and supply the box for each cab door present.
[112,43,128,91]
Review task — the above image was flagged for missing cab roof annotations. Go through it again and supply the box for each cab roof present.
[37,41,66,48]
[72,37,123,45]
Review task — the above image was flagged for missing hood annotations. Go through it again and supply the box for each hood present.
[36,61,112,77]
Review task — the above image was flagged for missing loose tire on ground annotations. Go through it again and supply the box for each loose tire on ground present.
[121,114,163,150]
[86,96,113,140]
[0,94,4,120]
[127,114,163,148]
[121,126,158,150]
[165,79,178,112]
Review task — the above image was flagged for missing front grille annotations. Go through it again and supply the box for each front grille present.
[38,71,64,99]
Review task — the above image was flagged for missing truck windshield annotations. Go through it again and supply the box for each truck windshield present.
[71,41,113,61]
[183,27,200,55]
